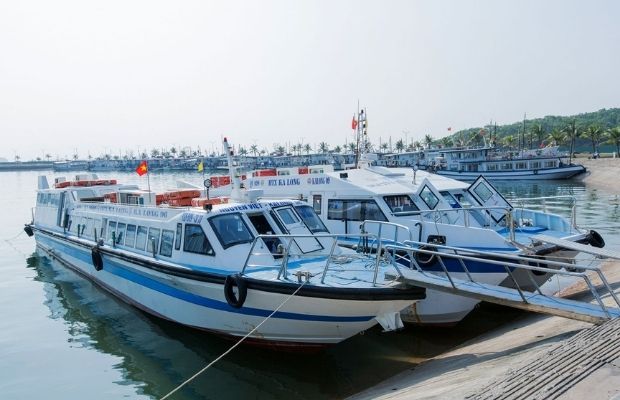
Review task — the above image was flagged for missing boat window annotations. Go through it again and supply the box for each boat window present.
[530,161,541,169]
[147,228,161,254]
[294,205,328,233]
[209,213,254,249]
[107,221,117,243]
[419,186,440,209]
[115,223,126,245]
[248,213,282,255]
[159,229,175,257]
[501,163,512,170]
[101,218,108,239]
[544,160,556,168]
[327,199,387,221]
[383,195,419,214]
[440,192,461,209]
[269,210,288,233]
[184,224,215,255]
[174,223,182,251]
[276,208,300,225]
[135,226,148,250]
[125,224,137,247]
[312,195,322,215]
[472,182,493,202]
[515,162,527,170]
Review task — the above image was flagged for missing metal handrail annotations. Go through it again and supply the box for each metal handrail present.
[240,232,388,286]
[383,241,620,317]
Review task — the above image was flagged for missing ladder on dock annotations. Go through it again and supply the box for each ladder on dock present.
[383,242,620,324]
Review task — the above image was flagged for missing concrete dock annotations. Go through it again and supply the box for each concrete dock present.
[349,158,620,400]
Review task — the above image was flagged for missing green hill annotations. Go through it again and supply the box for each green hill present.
[449,108,620,154]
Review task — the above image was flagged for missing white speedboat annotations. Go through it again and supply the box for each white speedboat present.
[215,155,604,326]
[25,172,425,348]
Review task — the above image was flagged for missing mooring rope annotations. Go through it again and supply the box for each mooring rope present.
[160,279,309,400]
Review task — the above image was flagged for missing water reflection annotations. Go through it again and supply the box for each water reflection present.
[25,251,522,399]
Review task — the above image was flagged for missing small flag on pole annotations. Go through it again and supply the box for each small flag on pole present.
[351,115,358,130]
[447,127,452,131]
[136,160,148,176]
[197,160,204,172]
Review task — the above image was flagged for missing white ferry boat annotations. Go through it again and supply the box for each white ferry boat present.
[24,172,425,348]
[223,161,604,325]
[380,146,586,181]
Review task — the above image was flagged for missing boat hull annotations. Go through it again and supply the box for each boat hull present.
[34,230,418,346]
[434,165,586,181]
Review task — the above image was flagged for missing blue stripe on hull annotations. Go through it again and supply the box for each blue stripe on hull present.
[36,234,374,323]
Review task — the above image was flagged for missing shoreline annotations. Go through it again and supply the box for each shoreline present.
[577,157,620,192]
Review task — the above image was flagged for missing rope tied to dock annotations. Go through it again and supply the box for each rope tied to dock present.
[160,279,309,400]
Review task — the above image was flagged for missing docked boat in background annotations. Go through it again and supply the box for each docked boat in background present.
[202,139,605,326]
[379,146,586,181]
[25,168,425,347]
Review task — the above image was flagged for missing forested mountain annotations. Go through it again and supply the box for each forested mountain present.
[447,108,620,154]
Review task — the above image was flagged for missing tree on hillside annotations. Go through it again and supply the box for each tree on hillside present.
[548,128,566,147]
[395,139,404,153]
[581,125,604,154]
[562,121,580,162]
[424,134,434,149]
[531,124,546,148]
[440,137,453,148]
[503,135,516,150]
[606,127,620,155]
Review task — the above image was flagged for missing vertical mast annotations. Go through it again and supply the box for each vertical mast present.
[223,137,243,200]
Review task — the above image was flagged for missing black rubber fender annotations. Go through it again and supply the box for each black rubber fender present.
[224,274,247,308]
[23,225,34,237]
[91,247,104,271]
[588,230,605,249]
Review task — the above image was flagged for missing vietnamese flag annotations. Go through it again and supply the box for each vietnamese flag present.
[352,115,358,130]
[136,160,148,176]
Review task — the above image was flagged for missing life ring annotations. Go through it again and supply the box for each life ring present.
[588,230,605,248]
[224,274,247,308]
[414,245,436,266]
[91,247,103,271]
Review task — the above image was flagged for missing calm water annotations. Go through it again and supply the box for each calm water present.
[1,171,618,400]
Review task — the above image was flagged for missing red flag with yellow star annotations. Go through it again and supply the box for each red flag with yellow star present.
[136,160,148,176]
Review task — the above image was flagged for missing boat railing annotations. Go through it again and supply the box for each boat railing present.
[240,232,402,286]
[510,195,578,229]
[358,220,413,250]
[382,240,620,322]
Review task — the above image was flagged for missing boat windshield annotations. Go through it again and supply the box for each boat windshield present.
[383,194,419,215]
[294,205,328,233]
[209,213,254,249]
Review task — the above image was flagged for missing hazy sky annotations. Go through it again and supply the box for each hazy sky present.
[1,0,619,160]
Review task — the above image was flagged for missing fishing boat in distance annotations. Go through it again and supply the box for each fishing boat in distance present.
[24,158,425,348]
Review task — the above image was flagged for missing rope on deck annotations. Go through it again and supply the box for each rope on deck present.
[160,279,309,400]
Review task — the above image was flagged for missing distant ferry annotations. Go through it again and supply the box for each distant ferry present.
[380,146,586,181]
